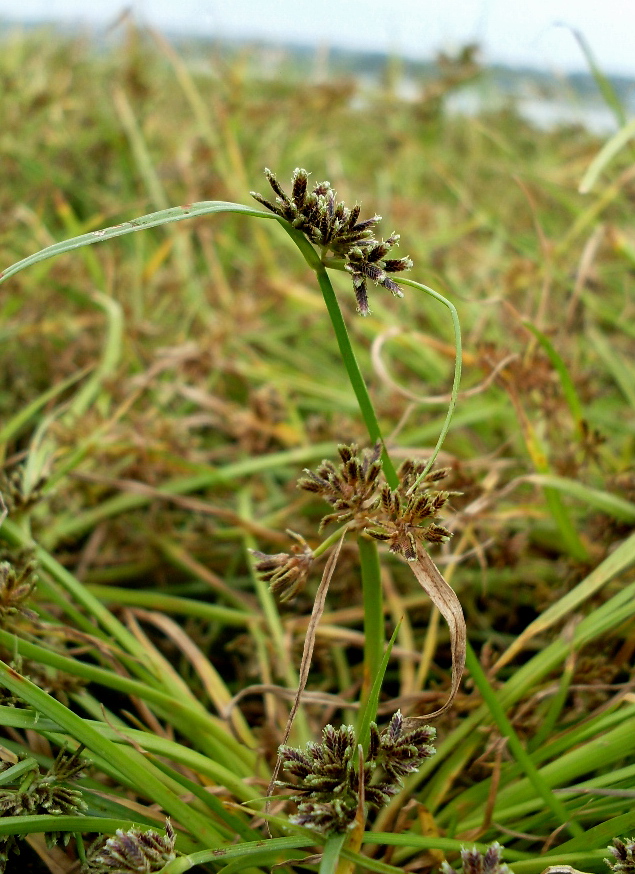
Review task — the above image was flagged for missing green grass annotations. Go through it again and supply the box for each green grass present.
[0,22,635,874]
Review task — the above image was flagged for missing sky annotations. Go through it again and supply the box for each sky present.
[1,0,634,77]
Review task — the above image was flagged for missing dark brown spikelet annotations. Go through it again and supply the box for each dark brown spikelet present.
[251,168,412,315]
[276,711,435,835]
[298,442,383,530]
[345,239,410,315]
[606,838,635,874]
[365,462,455,560]
[82,820,176,873]
[251,532,314,601]
[441,843,513,874]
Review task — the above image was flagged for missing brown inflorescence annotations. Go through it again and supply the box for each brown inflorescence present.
[276,711,435,834]
[441,843,513,874]
[251,168,412,315]
[251,531,314,602]
[82,820,177,874]
[606,838,635,874]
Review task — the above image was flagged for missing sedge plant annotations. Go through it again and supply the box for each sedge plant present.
[1,99,635,874]
[0,166,466,873]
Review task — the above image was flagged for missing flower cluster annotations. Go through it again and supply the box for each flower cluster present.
[365,479,452,561]
[82,821,176,874]
[251,531,314,602]
[0,749,87,866]
[253,447,454,599]
[606,838,635,874]
[276,711,435,834]
[301,446,454,556]
[441,843,513,874]
[298,443,383,531]
[251,168,412,315]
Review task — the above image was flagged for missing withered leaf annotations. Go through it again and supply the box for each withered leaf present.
[405,546,466,723]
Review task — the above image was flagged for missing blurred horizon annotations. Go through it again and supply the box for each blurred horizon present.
[0,0,634,78]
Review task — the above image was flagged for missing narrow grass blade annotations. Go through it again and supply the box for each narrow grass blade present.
[361,833,531,861]
[0,202,277,286]
[511,852,606,874]
[505,388,588,560]
[160,836,316,874]
[589,327,635,409]
[547,809,635,856]
[0,661,224,847]
[579,116,635,193]
[64,289,123,419]
[523,321,584,429]
[492,528,635,672]
[526,474,635,522]
[568,27,627,127]
[320,833,348,874]
[357,623,401,754]
[465,643,583,840]
[0,366,90,451]
[0,814,182,842]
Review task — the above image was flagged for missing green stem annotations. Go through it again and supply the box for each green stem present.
[279,222,399,489]
[357,536,384,717]
[312,523,351,559]
[312,262,462,488]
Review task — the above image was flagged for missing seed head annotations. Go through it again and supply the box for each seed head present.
[297,442,382,530]
[82,820,176,874]
[441,843,513,874]
[251,532,314,601]
[365,461,454,560]
[0,749,88,861]
[251,168,412,315]
[277,711,435,834]
[606,837,635,874]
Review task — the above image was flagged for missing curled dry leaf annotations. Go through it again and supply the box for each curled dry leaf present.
[404,545,466,724]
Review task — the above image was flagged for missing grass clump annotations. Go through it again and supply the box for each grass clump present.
[0,21,634,874]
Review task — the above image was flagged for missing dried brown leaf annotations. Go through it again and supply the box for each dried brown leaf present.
[404,546,466,724]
